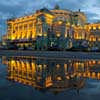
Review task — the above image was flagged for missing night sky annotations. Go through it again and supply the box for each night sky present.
[0,0,100,34]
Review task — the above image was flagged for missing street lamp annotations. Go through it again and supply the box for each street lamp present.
[68,13,79,48]
[0,16,3,43]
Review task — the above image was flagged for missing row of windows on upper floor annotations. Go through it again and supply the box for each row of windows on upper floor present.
[8,21,50,30]
[9,24,100,32]
[52,11,71,15]
[14,15,35,21]
[88,26,100,30]
[13,12,52,22]
[8,23,35,30]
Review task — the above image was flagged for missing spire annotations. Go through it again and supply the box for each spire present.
[54,4,60,9]
[78,9,81,12]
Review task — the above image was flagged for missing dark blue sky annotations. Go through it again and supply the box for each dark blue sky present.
[0,0,100,34]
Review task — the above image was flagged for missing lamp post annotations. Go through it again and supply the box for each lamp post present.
[0,16,3,45]
[0,25,2,42]
[68,13,75,39]
[67,13,74,49]
[68,13,79,48]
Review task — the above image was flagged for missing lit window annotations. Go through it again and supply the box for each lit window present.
[24,24,27,29]
[29,23,33,28]
[58,21,62,24]
[98,37,100,41]
[19,26,22,30]
[56,34,60,37]
[44,34,47,37]
[15,26,18,31]
[57,76,62,81]
[89,27,91,30]
[93,26,96,30]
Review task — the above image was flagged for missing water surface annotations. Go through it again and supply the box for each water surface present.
[0,56,100,100]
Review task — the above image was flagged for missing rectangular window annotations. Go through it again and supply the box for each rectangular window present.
[19,26,22,30]
[24,24,27,29]
[29,23,33,28]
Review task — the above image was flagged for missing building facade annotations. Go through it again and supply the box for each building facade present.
[84,23,100,48]
[4,5,88,50]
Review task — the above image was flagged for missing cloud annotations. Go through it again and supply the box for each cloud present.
[82,0,100,22]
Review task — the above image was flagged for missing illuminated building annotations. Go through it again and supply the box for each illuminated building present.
[2,56,100,93]
[4,5,87,50]
[84,23,100,48]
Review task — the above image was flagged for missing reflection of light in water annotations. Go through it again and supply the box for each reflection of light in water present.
[2,56,100,94]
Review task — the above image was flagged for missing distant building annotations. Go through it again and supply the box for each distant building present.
[85,23,100,48]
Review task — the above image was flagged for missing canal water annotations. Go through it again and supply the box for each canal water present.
[0,56,100,100]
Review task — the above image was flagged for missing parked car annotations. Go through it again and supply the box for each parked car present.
[0,45,8,50]
[18,47,24,50]
[48,45,61,51]
[90,47,99,52]
[27,47,34,51]
[67,46,88,52]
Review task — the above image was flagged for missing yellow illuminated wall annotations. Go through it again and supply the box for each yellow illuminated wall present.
[6,11,54,41]
[85,23,100,41]
[6,8,87,42]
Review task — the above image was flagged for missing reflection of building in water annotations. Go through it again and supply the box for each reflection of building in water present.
[2,57,100,93]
